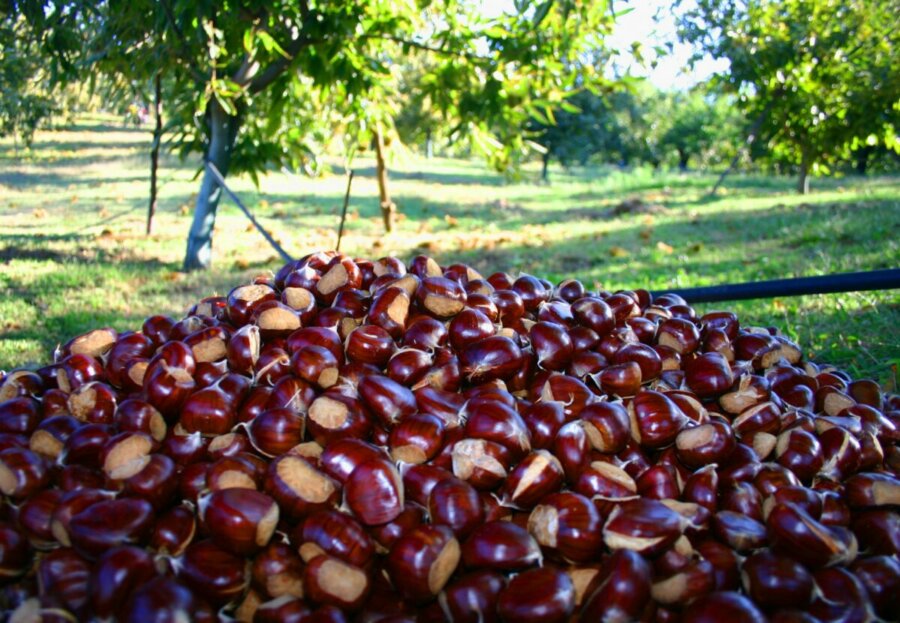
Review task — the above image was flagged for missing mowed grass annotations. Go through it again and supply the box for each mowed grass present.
[1,115,899,387]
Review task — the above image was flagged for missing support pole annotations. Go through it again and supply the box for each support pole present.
[205,161,293,263]
[336,170,354,252]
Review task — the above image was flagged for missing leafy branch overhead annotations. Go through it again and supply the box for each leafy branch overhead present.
[4,0,621,269]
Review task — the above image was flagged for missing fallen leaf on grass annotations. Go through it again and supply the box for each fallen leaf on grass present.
[639,228,653,241]
[656,241,674,254]
[609,246,629,258]
[33,208,47,219]
[445,215,459,227]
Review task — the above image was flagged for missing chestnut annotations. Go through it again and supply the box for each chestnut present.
[497,565,575,623]
[440,570,506,623]
[460,336,524,384]
[264,454,339,521]
[178,539,249,607]
[345,457,404,526]
[299,509,374,567]
[198,488,279,556]
[580,549,651,622]
[304,554,370,611]
[527,491,604,563]
[682,591,766,623]
[386,524,460,603]
[428,476,484,538]
[461,520,541,571]
[68,498,155,559]
[602,498,684,557]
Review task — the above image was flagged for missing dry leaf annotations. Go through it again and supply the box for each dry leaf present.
[656,241,674,254]
[609,246,629,258]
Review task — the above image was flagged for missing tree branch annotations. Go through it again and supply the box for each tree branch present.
[159,0,207,85]
[248,34,321,94]
[365,34,491,62]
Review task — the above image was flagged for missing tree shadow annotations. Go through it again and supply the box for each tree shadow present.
[353,165,506,187]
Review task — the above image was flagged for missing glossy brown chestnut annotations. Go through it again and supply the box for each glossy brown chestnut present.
[527,491,604,563]
[178,538,249,607]
[461,520,541,571]
[264,454,339,521]
[303,554,370,612]
[681,591,766,623]
[427,476,484,538]
[580,549,651,623]
[497,565,575,623]
[68,497,154,559]
[345,457,404,526]
[198,488,279,556]
[0,446,48,499]
[386,524,460,603]
[602,497,684,557]
[460,336,524,384]
[298,509,374,568]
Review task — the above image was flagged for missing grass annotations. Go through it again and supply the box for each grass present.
[1,114,899,388]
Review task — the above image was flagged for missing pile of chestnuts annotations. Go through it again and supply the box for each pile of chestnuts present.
[0,250,897,622]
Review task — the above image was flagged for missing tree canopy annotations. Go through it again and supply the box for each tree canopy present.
[676,0,900,193]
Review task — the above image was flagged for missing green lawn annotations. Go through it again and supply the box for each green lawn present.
[1,115,898,387]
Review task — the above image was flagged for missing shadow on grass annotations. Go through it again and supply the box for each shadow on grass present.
[353,165,506,187]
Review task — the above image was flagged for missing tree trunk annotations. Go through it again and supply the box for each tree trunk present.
[541,150,550,183]
[677,149,689,171]
[147,72,162,236]
[425,129,433,159]
[183,100,241,271]
[854,146,872,175]
[797,147,811,195]
[374,129,396,233]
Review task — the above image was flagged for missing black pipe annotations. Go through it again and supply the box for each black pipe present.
[654,268,900,304]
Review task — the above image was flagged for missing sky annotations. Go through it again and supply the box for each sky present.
[480,0,730,92]
[605,0,730,91]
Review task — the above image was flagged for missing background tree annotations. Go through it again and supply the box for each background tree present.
[0,13,67,152]
[677,0,900,194]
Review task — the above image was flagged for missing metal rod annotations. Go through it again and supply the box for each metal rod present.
[336,169,354,252]
[655,269,900,304]
[205,160,293,263]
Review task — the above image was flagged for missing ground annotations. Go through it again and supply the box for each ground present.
[1,115,898,387]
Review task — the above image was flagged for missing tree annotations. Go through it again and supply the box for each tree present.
[676,0,900,194]
[8,0,617,270]
[659,89,742,170]
[0,14,62,152]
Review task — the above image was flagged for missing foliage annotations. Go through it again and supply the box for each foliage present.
[677,0,900,191]
[531,80,744,173]
[5,0,620,267]
[659,89,743,169]
[0,15,60,149]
